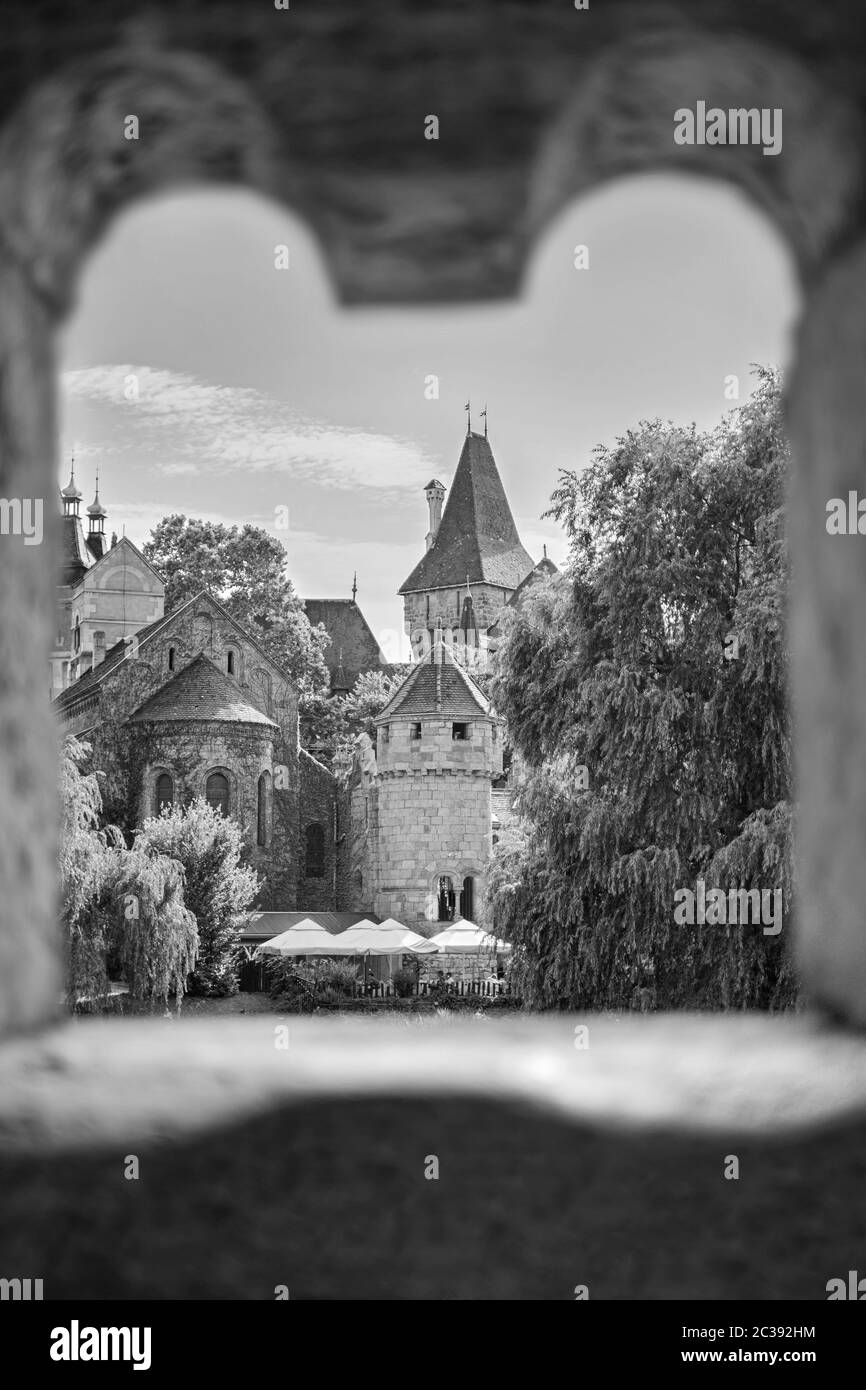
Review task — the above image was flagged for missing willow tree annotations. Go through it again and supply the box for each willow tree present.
[60,736,198,1011]
[136,798,259,997]
[489,368,795,1011]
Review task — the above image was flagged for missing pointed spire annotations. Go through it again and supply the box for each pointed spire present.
[352,572,357,602]
[87,465,107,522]
[332,645,350,696]
[61,454,82,516]
[543,544,547,559]
[400,428,535,596]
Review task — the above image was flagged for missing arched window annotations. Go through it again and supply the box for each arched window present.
[155,773,173,815]
[168,646,175,672]
[305,822,325,878]
[257,771,270,847]
[206,771,230,817]
[437,875,456,921]
[460,875,475,922]
[226,649,235,675]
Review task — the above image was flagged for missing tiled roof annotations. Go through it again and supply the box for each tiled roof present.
[400,432,534,594]
[376,642,490,720]
[127,654,277,727]
[54,588,296,716]
[53,613,167,711]
[304,598,388,690]
[242,910,380,939]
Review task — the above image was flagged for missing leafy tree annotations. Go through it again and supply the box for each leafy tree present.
[60,736,117,1007]
[300,667,407,776]
[60,737,198,1012]
[143,516,330,697]
[135,797,260,996]
[112,846,198,1009]
[489,368,795,1011]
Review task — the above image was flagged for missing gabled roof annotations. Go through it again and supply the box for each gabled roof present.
[54,588,299,714]
[127,654,277,727]
[77,534,167,591]
[376,641,490,721]
[242,911,380,939]
[304,598,388,690]
[399,432,535,594]
[53,613,168,711]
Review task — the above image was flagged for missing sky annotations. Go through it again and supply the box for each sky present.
[59,172,800,659]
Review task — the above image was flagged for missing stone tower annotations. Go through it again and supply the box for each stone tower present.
[351,637,503,932]
[399,429,535,669]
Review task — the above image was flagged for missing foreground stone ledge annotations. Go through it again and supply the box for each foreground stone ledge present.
[2,1014,866,1149]
[1,1014,865,1299]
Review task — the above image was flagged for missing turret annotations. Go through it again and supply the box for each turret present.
[424,478,446,551]
[60,460,82,518]
[86,469,108,559]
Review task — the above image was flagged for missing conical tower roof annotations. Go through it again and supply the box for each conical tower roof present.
[400,432,534,594]
[376,639,490,721]
[127,654,277,727]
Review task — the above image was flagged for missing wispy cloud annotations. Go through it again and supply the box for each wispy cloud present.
[62,365,438,494]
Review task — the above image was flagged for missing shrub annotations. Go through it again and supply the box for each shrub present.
[392,966,419,998]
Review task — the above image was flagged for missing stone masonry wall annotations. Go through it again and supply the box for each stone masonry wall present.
[371,715,501,931]
[297,749,338,913]
[346,766,378,916]
[131,720,280,904]
[403,584,513,669]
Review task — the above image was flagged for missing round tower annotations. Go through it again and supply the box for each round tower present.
[370,637,503,932]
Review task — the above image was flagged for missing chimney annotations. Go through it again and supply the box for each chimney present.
[424,479,446,551]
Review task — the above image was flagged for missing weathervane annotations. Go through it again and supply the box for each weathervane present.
[465,400,471,435]
[480,404,487,438]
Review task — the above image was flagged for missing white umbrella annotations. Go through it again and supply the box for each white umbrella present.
[255,918,360,958]
[338,918,439,955]
[425,921,512,954]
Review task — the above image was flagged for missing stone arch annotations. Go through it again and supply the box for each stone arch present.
[0,45,286,316]
[526,28,864,284]
[202,764,237,818]
[149,766,176,818]
[192,611,215,655]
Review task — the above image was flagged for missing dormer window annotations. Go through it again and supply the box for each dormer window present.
[452,722,469,741]
[410,722,422,741]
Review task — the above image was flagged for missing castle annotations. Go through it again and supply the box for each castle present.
[53,427,555,933]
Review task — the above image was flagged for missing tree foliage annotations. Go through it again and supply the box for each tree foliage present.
[135,797,259,996]
[300,667,407,777]
[489,368,796,1010]
[59,737,198,1011]
[143,516,330,698]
